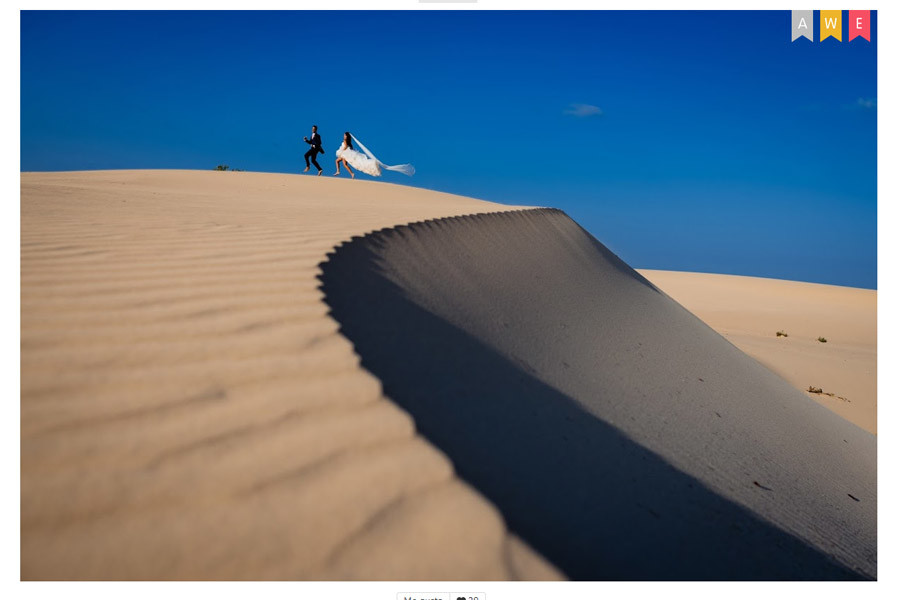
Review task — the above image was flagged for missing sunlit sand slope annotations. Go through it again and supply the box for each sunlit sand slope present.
[20,170,560,580]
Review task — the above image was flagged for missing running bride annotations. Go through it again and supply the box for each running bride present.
[334,131,415,178]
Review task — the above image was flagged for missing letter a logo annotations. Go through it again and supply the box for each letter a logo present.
[821,10,842,42]
[792,10,813,41]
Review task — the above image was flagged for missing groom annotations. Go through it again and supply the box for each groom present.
[302,125,324,175]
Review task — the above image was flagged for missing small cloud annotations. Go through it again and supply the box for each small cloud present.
[840,97,877,112]
[564,103,603,117]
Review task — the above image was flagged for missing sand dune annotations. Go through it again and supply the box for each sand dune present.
[21,170,559,580]
[320,209,875,579]
[638,270,876,434]
[22,171,875,580]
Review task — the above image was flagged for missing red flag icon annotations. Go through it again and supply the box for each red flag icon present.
[849,10,871,42]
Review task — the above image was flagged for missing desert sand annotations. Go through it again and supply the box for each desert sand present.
[21,170,558,580]
[638,270,876,434]
[22,171,875,580]
[321,209,875,579]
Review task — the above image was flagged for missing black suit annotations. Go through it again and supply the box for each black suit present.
[304,132,323,171]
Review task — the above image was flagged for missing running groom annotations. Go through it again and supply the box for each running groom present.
[303,125,324,175]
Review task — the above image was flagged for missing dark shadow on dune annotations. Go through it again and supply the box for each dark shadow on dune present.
[317,210,871,580]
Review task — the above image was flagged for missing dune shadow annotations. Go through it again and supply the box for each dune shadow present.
[317,223,865,580]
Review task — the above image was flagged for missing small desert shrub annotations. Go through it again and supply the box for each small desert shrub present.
[807,385,848,402]
[215,165,229,171]
[776,330,788,337]
[817,337,827,343]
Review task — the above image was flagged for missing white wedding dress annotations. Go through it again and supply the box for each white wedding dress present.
[336,135,415,177]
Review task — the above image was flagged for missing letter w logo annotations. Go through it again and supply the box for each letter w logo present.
[820,10,843,41]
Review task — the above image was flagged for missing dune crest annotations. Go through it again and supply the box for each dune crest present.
[320,208,876,580]
[20,170,559,580]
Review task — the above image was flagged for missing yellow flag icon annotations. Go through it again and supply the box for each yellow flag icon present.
[821,10,842,41]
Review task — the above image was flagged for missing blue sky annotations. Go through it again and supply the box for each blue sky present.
[20,10,877,288]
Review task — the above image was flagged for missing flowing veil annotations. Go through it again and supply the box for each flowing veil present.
[350,135,415,177]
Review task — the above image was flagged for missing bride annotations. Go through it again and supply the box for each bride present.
[334,131,415,178]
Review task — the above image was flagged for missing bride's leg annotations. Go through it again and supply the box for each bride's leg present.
[343,160,355,179]
[333,158,341,176]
